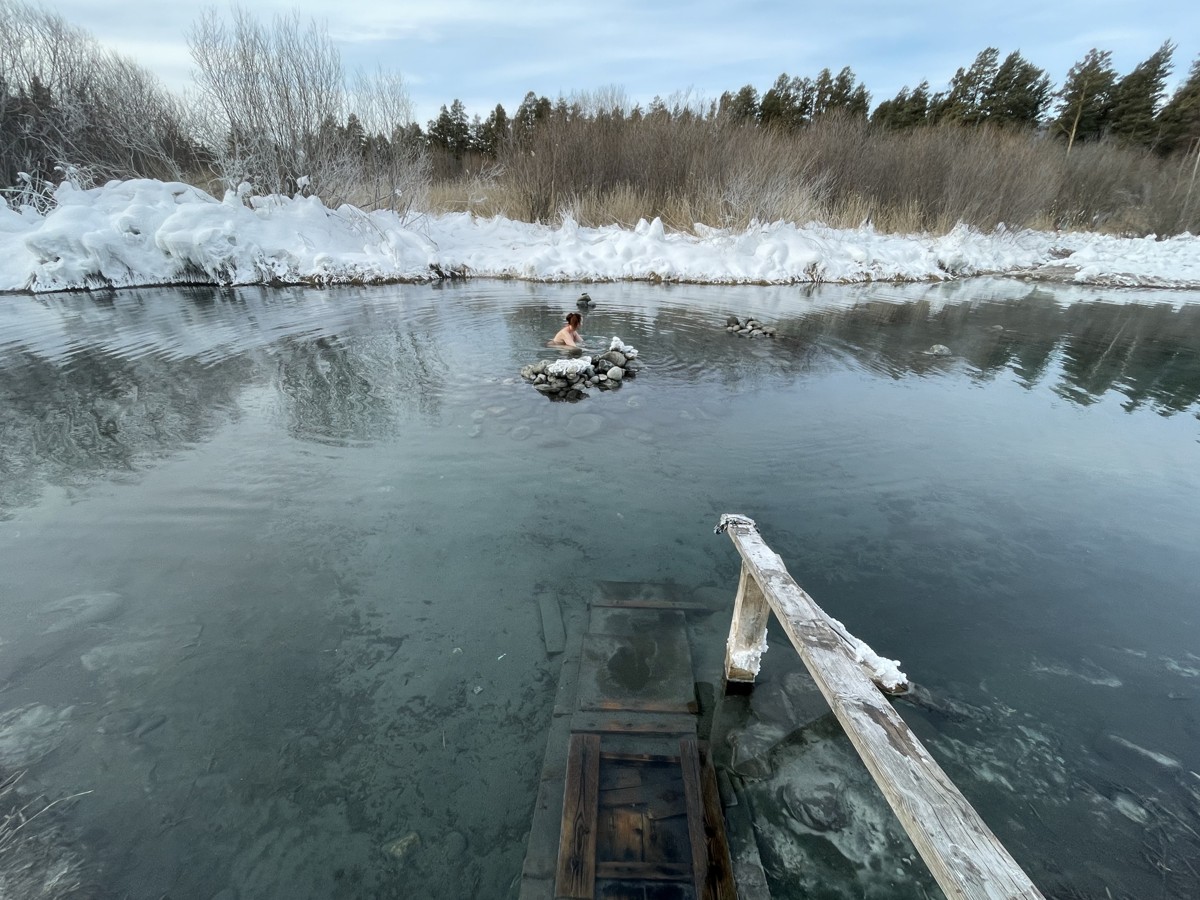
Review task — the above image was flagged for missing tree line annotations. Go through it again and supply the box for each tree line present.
[2,0,1199,235]
[422,43,1199,161]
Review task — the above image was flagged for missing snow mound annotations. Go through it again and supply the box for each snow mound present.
[3,179,1200,293]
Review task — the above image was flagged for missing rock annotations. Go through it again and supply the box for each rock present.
[384,831,421,860]
[577,292,594,306]
[97,709,142,734]
[779,781,849,832]
[39,591,124,633]
[443,830,468,859]
[727,722,786,778]
[726,315,741,327]
[926,344,952,357]
[0,703,73,768]
[607,367,624,381]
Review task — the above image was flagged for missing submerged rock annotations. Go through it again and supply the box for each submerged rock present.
[384,831,421,860]
[39,592,124,633]
[0,703,74,768]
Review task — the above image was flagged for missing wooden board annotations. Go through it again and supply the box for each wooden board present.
[577,610,694,715]
[595,581,710,610]
[697,747,736,900]
[572,711,697,736]
[556,733,602,899]
[539,593,567,655]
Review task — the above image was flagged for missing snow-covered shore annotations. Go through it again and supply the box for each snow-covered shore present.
[1,179,1198,294]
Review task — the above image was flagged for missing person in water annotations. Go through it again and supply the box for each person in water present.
[550,312,584,347]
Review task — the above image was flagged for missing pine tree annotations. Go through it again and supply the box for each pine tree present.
[1052,49,1118,153]
[930,48,999,125]
[718,85,759,124]
[982,51,1050,126]
[473,103,509,157]
[872,82,931,129]
[1157,56,1200,156]
[759,73,810,130]
[513,91,551,143]
[1108,41,1174,149]
[427,99,470,157]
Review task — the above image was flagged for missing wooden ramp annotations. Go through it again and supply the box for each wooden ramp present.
[521,584,736,900]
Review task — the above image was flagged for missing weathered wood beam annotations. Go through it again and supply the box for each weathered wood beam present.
[724,561,772,683]
[716,514,1045,900]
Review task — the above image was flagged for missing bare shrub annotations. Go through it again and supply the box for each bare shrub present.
[1,0,198,208]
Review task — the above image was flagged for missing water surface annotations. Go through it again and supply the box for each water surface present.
[1,279,1198,899]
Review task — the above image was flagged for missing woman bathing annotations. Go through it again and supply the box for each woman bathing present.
[549,312,584,348]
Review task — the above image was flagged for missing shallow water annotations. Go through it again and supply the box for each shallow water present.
[1,279,1198,899]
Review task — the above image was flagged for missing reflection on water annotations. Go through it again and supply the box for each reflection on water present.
[0,279,1198,899]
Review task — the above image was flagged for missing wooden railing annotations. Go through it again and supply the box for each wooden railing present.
[716,514,1045,900]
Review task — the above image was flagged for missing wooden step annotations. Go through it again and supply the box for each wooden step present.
[594,581,711,611]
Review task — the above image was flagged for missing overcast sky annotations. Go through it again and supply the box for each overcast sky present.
[46,1,1200,126]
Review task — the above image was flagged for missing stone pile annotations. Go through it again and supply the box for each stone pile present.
[520,337,642,401]
[726,316,776,338]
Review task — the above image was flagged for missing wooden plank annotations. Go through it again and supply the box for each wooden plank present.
[577,625,694,715]
[600,750,681,765]
[573,711,698,736]
[522,609,589,893]
[644,808,692,869]
[599,785,645,807]
[593,597,711,611]
[698,747,737,900]
[595,581,700,609]
[600,767,642,792]
[538,593,567,655]
[644,794,687,822]
[598,804,645,863]
[595,861,691,881]
[589,606,691,638]
[587,697,693,714]
[556,733,601,900]
[724,562,772,683]
[719,515,1046,900]
[679,737,710,900]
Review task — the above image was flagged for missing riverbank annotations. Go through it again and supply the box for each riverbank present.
[2,179,1199,294]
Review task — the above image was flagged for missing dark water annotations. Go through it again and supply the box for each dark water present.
[0,279,1198,899]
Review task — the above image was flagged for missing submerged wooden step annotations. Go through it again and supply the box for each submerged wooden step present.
[570,710,698,736]
[524,582,735,900]
[594,581,711,611]
[577,609,695,716]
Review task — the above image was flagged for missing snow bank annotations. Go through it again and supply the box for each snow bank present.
[2,179,1199,293]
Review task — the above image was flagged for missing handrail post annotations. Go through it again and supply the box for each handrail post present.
[725,561,771,684]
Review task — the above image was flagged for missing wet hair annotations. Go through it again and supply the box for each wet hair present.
[565,312,582,327]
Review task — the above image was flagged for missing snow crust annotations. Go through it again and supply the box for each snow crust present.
[545,356,592,377]
[3,179,1200,294]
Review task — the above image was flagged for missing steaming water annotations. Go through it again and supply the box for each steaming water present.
[1,279,1198,899]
